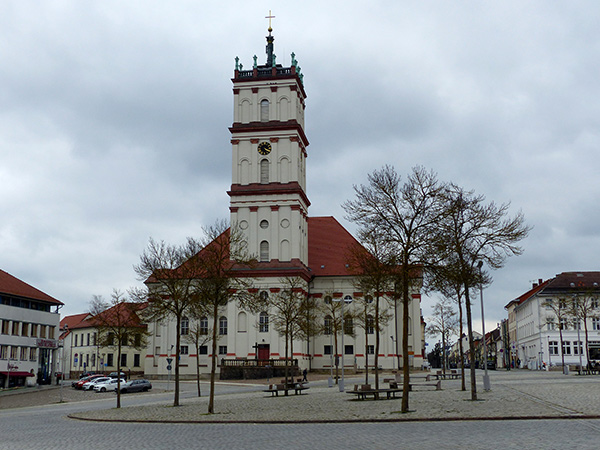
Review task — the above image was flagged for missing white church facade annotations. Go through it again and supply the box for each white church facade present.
[144,26,424,379]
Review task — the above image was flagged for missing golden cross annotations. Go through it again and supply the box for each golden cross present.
[265,10,275,31]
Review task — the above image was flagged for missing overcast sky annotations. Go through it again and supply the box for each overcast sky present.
[2,1,599,342]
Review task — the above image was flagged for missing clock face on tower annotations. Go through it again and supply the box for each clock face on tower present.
[257,141,272,155]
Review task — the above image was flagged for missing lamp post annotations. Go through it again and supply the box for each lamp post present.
[547,336,551,370]
[478,261,491,391]
[571,284,584,374]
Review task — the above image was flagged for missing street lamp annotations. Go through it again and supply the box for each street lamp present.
[333,295,352,392]
[478,261,491,391]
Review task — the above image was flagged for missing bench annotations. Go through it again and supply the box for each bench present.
[264,382,309,396]
[408,380,442,391]
[431,370,460,380]
[347,384,402,400]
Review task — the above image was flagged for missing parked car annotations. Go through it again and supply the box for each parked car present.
[93,378,126,392]
[109,371,127,380]
[119,379,152,394]
[73,374,104,389]
[82,377,111,391]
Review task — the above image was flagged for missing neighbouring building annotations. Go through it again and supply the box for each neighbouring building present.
[60,303,148,379]
[505,272,600,370]
[144,25,425,380]
[0,269,63,387]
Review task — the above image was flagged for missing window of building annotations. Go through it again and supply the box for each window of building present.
[155,321,161,337]
[260,99,269,122]
[324,316,333,335]
[343,317,353,335]
[29,348,36,361]
[573,341,583,355]
[39,325,46,338]
[1,320,9,334]
[545,299,553,309]
[218,345,227,355]
[155,346,160,356]
[0,345,8,359]
[181,317,190,336]
[200,317,209,335]
[134,354,141,367]
[238,311,247,332]
[107,353,114,367]
[121,333,128,346]
[73,355,77,366]
[260,159,269,184]
[219,316,228,335]
[260,240,269,262]
[74,334,78,347]
[134,333,141,347]
[87,333,90,346]
[48,326,55,339]
[367,345,375,355]
[574,320,582,330]
[30,324,37,337]
[11,321,19,335]
[108,332,115,346]
[593,318,600,331]
[560,318,569,330]
[91,353,96,368]
[10,346,18,360]
[22,323,29,337]
[366,315,375,334]
[120,353,127,367]
[549,341,559,355]
[324,345,332,355]
[344,345,354,355]
[20,347,27,361]
[259,312,269,332]
[199,345,208,355]
[562,341,571,355]
[366,295,373,304]
[180,345,189,355]
[324,296,332,304]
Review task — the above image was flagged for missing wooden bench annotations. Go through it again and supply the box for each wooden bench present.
[408,380,442,391]
[264,382,309,396]
[431,370,460,380]
[347,384,402,400]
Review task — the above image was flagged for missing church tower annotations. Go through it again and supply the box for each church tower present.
[228,23,310,278]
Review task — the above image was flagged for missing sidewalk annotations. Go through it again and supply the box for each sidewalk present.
[69,369,600,423]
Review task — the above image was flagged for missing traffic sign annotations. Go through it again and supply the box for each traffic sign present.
[166,358,173,365]
[166,365,172,371]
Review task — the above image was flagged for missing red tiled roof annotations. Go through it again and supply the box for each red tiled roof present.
[60,313,89,330]
[0,269,63,305]
[307,216,361,277]
[65,303,147,330]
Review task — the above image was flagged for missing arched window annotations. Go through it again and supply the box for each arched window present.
[237,312,247,333]
[199,316,208,335]
[324,315,333,335]
[259,291,269,301]
[259,312,269,332]
[260,99,269,122]
[365,295,373,304]
[366,315,374,334]
[260,159,269,184]
[180,317,189,336]
[260,241,269,262]
[219,316,228,335]
[324,295,332,304]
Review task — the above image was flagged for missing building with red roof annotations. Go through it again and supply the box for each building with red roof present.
[0,269,63,388]
[505,272,600,370]
[144,28,424,380]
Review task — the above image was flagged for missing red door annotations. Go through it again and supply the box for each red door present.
[258,344,270,361]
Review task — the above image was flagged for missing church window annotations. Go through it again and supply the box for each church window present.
[366,315,375,334]
[260,241,270,262]
[279,157,290,183]
[260,99,269,121]
[259,291,269,301]
[343,316,353,335]
[324,296,332,304]
[259,312,269,332]
[366,295,373,304]
[324,316,333,335]
[260,220,269,229]
[238,312,247,332]
[260,159,269,183]
[200,317,209,335]
[219,317,228,335]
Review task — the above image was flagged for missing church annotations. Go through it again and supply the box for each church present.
[143,24,424,379]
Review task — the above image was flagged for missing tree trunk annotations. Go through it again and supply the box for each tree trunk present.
[116,343,122,408]
[208,304,219,414]
[364,304,369,385]
[464,284,477,401]
[196,339,201,397]
[458,297,466,391]
[400,264,410,413]
[374,294,380,390]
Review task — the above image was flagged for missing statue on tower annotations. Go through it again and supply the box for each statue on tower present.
[265,10,275,67]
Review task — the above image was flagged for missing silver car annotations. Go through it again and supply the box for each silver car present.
[93,378,126,392]
[118,379,152,393]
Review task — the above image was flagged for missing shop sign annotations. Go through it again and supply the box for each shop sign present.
[36,339,58,348]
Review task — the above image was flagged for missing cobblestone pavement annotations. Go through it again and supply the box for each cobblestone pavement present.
[57,369,600,423]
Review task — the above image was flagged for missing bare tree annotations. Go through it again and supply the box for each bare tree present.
[344,165,445,413]
[184,315,212,397]
[88,290,148,409]
[316,294,348,384]
[133,236,205,407]
[569,289,600,370]
[426,297,459,373]
[433,183,531,400]
[543,298,572,372]
[347,234,394,388]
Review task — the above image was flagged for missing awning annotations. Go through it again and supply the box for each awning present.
[0,371,35,377]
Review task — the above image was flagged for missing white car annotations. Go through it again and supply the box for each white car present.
[93,378,126,392]
[82,377,111,391]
